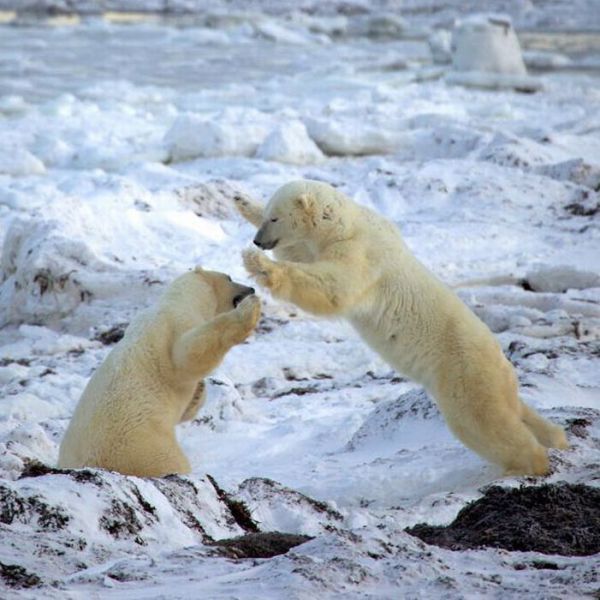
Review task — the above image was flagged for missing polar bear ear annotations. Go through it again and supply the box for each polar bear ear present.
[295,193,316,216]
[193,265,204,273]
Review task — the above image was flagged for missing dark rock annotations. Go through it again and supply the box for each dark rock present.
[406,483,600,556]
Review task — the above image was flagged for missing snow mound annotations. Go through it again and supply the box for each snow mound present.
[0,218,107,326]
[478,133,563,170]
[235,477,344,536]
[536,158,600,190]
[347,388,440,451]
[0,468,247,582]
[164,109,272,161]
[0,215,164,328]
[256,121,325,165]
[174,179,244,220]
[194,376,255,431]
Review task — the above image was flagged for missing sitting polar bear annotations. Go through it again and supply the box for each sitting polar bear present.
[238,180,568,476]
[58,268,260,477]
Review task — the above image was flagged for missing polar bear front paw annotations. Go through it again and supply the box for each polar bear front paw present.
[242,248,279,290]
[233,193,264,227]
[233,294,261,342]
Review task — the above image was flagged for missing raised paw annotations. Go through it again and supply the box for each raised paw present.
[233,193,264,227]
[242,248,269,275]
[242,248,278,289]
[235,294,261,337]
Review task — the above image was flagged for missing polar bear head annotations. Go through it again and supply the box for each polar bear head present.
[163,268,255,320]
[253,180,355,251]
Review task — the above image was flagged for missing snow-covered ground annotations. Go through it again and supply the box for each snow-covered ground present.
[0,6,599,598]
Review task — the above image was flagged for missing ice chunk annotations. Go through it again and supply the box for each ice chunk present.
[452,14,527,76]
[448,14,541,92]
[0,94,28,115]
[256,121,324,165]
[0,146,45,176]
[164,109,272,161]
[305,115,397,156]
[428,29,452,65]
[523,50,572,70]
[525,265,600,293]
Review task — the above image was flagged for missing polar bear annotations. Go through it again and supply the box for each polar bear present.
[58,268,260,477]
[237,180,568,476]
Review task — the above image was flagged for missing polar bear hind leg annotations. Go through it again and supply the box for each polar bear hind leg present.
[520,402,569,449]
[443,400,550,476]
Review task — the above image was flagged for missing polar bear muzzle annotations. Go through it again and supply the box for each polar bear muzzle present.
[233,284,255,307]
[253,223,279,250]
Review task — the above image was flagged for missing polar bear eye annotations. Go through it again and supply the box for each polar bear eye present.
[270,218,278,223]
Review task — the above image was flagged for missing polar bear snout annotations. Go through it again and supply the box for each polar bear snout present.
[233,285,255,307]
[253,224,279,250]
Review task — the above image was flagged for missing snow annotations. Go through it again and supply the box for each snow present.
[0,4,599,599]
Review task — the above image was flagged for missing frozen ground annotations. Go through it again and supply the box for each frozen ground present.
[0,7,599,599]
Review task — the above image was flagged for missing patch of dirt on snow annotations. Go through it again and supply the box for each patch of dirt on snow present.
[210,532,312,559]
[0,484,70,531]
[0,561,42,589]
[92,323,128,345]
[206,474,259,533]
[175,179,245,220]
[406,483,600,556]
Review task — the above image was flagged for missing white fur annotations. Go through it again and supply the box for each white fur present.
[58,268,260,477]
[239,180,568,476]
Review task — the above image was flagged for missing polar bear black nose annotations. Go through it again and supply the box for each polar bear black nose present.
[254,237,278,250]
[233,287,255,308]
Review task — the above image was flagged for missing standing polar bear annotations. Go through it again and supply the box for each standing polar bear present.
[58,268,260,477]
[237,180,568,476]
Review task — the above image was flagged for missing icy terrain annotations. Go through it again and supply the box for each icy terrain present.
[0,6,599,599]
